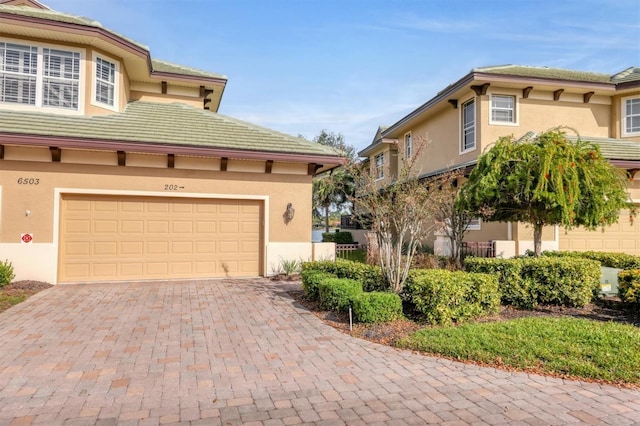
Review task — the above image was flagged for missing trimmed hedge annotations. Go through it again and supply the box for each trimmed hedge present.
[618,270,640,304]
[353,292,403,323]
[402,269,500,325]
[300,269,335,301]
[318,278,363,312]
[465,257,601,308]
[542,250,640,269]
[322,231,354,244]
[0,259,15,286]
[302,259,387,292]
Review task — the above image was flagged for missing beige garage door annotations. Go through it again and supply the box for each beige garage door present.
[59,195,262,283]
[560,207,640,255]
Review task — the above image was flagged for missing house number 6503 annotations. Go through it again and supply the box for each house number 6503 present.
[17,178,40,185]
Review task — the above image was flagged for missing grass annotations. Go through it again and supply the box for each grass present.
[397,317,640,385]
[0,293,27,313]
[337,248,366,263]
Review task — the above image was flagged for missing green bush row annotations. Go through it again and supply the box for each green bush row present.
[541,250,640,269]
[321,231,354,244]
[0,259,15,286]
[300,269,335,300]
[318,278,362,312]
[618,270,640,304]
[301,259,387,292]
[403,269,500,325]
[353,292,403,323]
[464,257,601,309]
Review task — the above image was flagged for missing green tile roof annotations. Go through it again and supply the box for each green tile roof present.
[0,4,226,80]
[151,59,227,80]
[518,131,640,161]
[0,101,340,157]
[474,65,614,84]
[611,67,640,84]
[0,3,148,50]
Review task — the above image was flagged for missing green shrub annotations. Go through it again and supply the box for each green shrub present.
[322,231,354,244]
[0,259,15,286]
[542,250,640,269]
[300,270,335,301]
[353,292,403,323]
[402,269,500,325]
[301,259,387,292]
[618,269,640,304]
[318,278,363,312]
[465,257,601,308]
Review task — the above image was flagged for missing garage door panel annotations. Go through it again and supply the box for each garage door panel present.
[147,221,169,233]
[560,207,640,255]
[94,220,118,233]
[147,241,169,254]
[59,195,262,282]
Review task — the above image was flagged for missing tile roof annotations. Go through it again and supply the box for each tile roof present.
[518,131,640,161]
[0,3,148,50]
[474,65,613,83]
[151,59,227,80]
[611,67,640,84]
[0,4,226,80]
[0,101,340,157]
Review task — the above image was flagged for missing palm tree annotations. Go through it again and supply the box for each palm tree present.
[313,168,354,233]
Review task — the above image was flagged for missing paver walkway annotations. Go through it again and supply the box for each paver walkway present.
[0,279,638,425]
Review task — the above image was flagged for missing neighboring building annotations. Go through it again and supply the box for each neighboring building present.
[0,0,342,283]
[359,65,640,256]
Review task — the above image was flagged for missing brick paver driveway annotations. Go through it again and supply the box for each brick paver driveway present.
[0,279,638,425]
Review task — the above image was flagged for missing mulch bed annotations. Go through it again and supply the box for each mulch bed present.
[4,281,54,292]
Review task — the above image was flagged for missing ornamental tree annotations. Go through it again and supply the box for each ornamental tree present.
[351,135,437,293]
[457,128,633,256]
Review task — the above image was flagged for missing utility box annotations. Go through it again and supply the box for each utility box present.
[600,267,622,296]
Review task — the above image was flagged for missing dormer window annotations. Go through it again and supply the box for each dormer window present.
[94,56,117,107]
[0,40,82,111]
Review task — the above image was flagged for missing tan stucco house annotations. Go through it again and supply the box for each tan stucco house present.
[359,65,640,256]
[0,0,343,283]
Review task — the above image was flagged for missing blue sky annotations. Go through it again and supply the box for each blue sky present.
[45,0,640,152]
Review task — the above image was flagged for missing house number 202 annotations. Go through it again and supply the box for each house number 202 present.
[164,184,182,191]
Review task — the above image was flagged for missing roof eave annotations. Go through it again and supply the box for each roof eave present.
[0,133,346,166]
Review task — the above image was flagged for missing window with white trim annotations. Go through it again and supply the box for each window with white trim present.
[95,56,116,107]
[467,217,482,231]
[490,94,515,124]
[0,41,81,110]
[0,42,37,105]
[623,96,640,136]
[461,98,475,152]
[374,152,384,180]
[404,132,412,158]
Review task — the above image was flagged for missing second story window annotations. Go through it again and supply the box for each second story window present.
[375,152,384,180]
[623,96,640,136]
[42,48,80,109]
[0,42,37,105]
[0,41,81,111]
[405,133,412,158]
[95,57,116,107]
[461,98,476,152]
[490,95,516,124]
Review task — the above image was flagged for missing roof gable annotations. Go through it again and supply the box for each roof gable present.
[0,0,48,9]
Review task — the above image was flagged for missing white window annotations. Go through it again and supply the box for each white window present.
[467,217,482,231]
[405,132,412,158]
[490,95,516,124]
[0,42,37,105]
[94,56,117,108]
[0,40,82,111]
[461,98,476,152]
[374,152,384,180]
[623,96,640,136]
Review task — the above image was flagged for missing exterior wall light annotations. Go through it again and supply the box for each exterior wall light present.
[286,203,295,221]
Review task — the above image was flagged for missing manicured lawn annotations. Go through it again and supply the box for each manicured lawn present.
[397,317,640,385]
[337,248,367,263]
